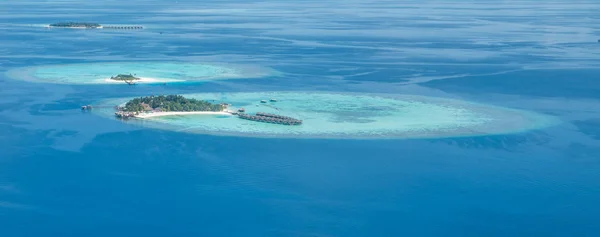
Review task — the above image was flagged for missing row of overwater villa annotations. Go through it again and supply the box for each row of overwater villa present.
[237,112,302,125]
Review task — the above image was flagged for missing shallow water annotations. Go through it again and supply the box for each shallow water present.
[6,61,274,84]
[97,92,558,138]
[1,0,600,236]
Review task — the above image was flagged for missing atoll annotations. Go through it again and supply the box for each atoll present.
[94,92,559,139]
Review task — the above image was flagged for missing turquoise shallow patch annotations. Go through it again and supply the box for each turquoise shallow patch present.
[5,61,274,84]
[95,92,559,139]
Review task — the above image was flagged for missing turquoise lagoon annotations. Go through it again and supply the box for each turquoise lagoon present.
[5,61,274,84]
[96,92,558,139]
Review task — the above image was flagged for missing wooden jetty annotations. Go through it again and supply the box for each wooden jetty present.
[103,25,144,30]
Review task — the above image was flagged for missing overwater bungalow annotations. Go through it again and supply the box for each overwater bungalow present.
[237,112,302,125]
[103,25,144,30]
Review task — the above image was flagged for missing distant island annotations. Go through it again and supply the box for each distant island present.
[49,22,101,28]
[48,22,143,29]
[109,74,143,85]
[110,74,140,81]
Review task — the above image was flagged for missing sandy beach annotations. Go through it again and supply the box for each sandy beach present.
[135,111,233,118]
[101,77,184,84]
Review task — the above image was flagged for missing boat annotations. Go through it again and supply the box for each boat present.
[260,100,267,103]
[270,99,277,102]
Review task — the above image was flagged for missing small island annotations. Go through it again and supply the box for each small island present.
[115,95,228,118]
[114,94,302,125]
[49,22,101,28]
[48,22,143,29]
[110,74,140,85]
[110,74,140,81]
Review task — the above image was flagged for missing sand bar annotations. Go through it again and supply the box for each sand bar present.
[102,77,183,84]
[135,111,232,118]
[6,61,274,85]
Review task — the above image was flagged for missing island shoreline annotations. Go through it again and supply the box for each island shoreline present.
[102,77,184,84]
[134,111,233,118]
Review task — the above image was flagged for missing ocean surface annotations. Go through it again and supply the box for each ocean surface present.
[1,0,600,236]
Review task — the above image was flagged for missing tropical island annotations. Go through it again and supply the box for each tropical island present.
[121,95,225,112]
[113,94,303,125]
[48,22,143,29]
[115,95,228,118]
[105,73,179,85]
[110,74,140,85]
[110,74,140,81]
[49,22,101,28]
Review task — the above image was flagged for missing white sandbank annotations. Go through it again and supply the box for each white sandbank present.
[135,111,232,118]
[101,77,183,84]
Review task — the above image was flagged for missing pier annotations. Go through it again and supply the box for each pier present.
[103,25,143,30]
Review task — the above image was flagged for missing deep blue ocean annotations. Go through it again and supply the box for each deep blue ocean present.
[1,1,600,236]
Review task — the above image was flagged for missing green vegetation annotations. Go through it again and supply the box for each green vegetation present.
[122,95,224,112]
[50,22,101,28]
[110,74,140,81]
